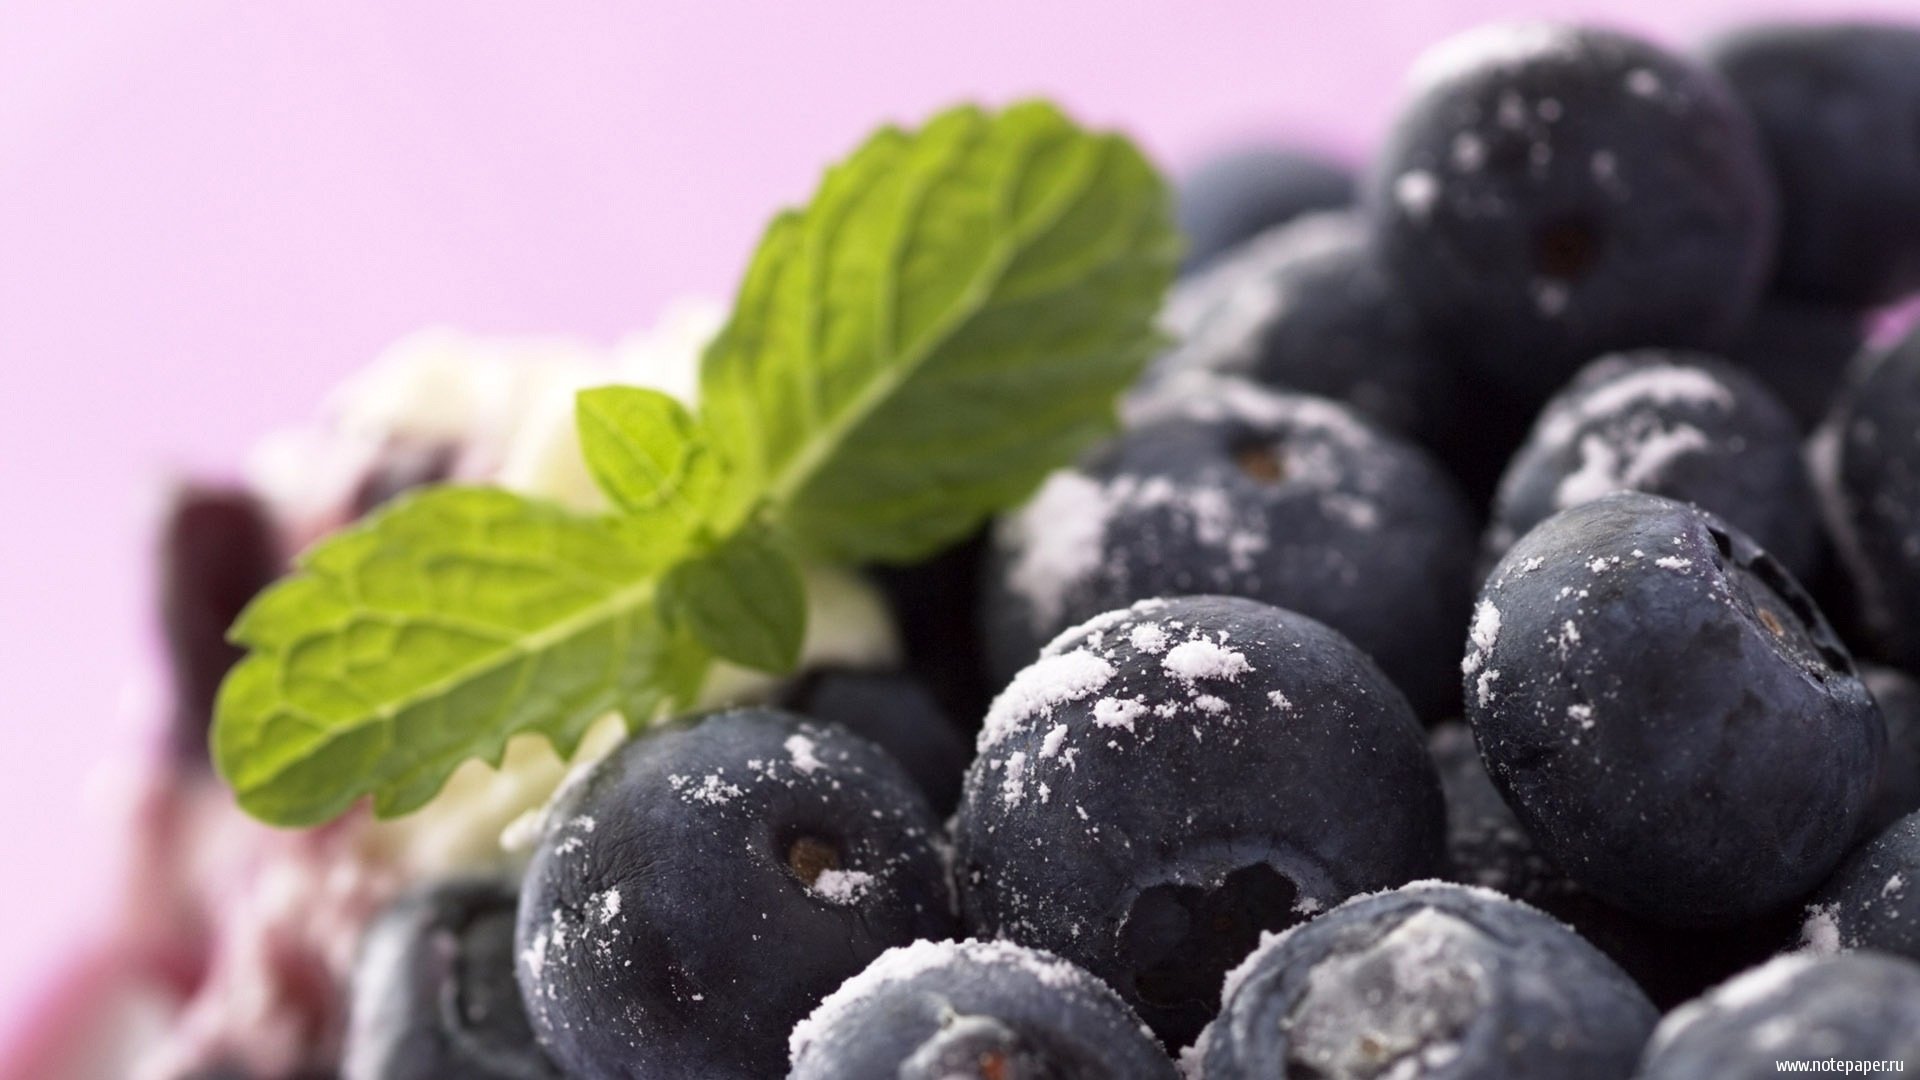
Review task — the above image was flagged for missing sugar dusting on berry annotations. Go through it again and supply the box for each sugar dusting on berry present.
[1556,424,1712,508]
[1799,904,1843,956]
[788,939,1128,1070]
[1000,469,1276,632]
[1162,639,1252,683]
[595,888,622,924]
[1537,363,1735,450]
[784,734,826,775]
[999,472,1114,632]
[979,648,1118,752]
[1093,697,1146,732]
[808,869,875,906]
[668,771,745,806]
[1463,600,1501,675]
[1650,954,1817,1052]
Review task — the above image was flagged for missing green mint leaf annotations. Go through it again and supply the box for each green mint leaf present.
[699,100,1178,563]
[576,386,724,528]
[214,100,1176,828]
[661,525,807,673]
[212,486,706,826]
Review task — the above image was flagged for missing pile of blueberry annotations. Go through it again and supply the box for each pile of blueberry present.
[329,19,1920,1080]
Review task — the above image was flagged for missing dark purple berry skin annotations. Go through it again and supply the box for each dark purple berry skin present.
[987,378,1477,721]
[774,667,968,816]
[1707,22,1920,307]
[1721,301,1867,433]
[1803,809,1920,964]
[1191,883,1656,1080]
[158,484,281,766]
[1816,323,1920,674]
[1467,493,1880,927]
[344,880,561,1080]
[1483,351,1819,582]
[788,941,1177,1080]
[1152,211,1461,447]
[1639,953,1920,1078]
[866,530,995,727]
[1861,665,1920,841]
[957,595,1444,1051]
[1175,144,1355,274]
[1369,24,1777,402]
[1433,721,1799,1009]
[515,709,956,1080]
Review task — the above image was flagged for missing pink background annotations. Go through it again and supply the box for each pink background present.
[1,0,1910,1026]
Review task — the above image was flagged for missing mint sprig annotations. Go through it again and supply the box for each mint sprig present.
[213,100,1176,827]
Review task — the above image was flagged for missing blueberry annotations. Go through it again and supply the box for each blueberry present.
[955,595,1445,1049]
[1431,720,1571,903]
[787,940,1177,1079]
[1368,23,1776,402]
[1467,493,1881,926]
[773,667,969,815]
[514,709,957,1078]
[1149,211,1461,447]
[866,530,994,724]
[1814,323,1920,671]
[1861,665,1920,839]
[157,484,281,764]
[1638,953,1920,1077]
[343,879,560,1080]
[988,376,1477,719]
[1801,809,1920,963]
[1484,352,1820,581]
[1721,301,1867,432]
[1706,23,1920,307]
[1431,721,1798,1009]
[1175,144,1355,274]
[1187,881,1656,1080]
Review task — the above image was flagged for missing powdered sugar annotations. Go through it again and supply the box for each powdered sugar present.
[784,734,826,776]
[668,771,745,806]
[1163,639,1253,683]
[1474,670,1501,706]
[1555,424,1711,508]
[1039,723,1070,759]
[788,939,1115,1068]
[999,468,1274,630]
[1799,904,1843,956]
[998,472,1113,632]
[1537,364,1735,451]
[595,888,622,924]
[1463,600,1502,677]
[979,649,1117,751]
[809,869,875,906]
[1093,697,1146,732]
[1130,623,1171,654]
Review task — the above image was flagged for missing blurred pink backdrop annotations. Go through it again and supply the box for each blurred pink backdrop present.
[2,0,1910,1028]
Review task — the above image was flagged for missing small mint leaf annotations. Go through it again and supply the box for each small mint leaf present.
[699,100,1178,563]
[211,486,705,826]
[575,386,723,528]
[661,525,806,673]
